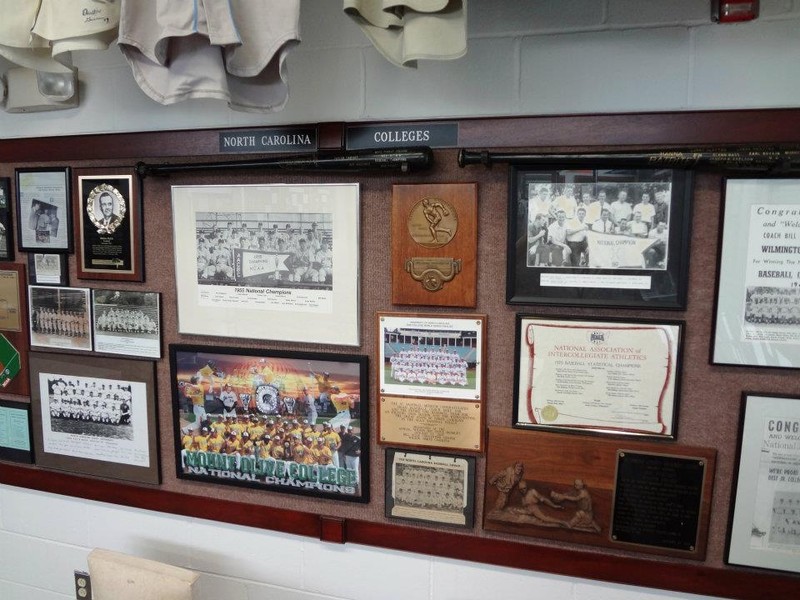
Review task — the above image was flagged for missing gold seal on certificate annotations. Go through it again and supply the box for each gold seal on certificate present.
[541,405,558,422]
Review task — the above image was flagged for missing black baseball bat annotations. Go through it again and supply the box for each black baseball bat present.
[137,147,434,177]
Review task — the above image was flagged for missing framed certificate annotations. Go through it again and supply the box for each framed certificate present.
[727,393,800,574]
[171,183,360,346]
[712,178,800,368]
[0,400,33,463]
[15,167,72,252]
[74,168,143,281]
[0,177,14,261]
[514,315,683,439]
[507,166,692,308]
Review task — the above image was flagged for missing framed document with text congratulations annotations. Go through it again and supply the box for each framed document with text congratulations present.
[507,166,692,309]
[514,315,683,439]
[712,178,800,368]
[727,393,800,574]
[172,184,360,346]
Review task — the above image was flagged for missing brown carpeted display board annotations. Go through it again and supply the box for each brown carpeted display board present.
[2,110,800,599]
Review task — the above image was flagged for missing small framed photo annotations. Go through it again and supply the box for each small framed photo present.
[92,290,161,359]
[712,178,800,368]
[171,183,360,346]
[377,312,486,453]
[0,177,14,260]
[727,393,800,574]
[28,352,159,484]
[29,285,92,352]
[514,315,683,439]
[385,449,475,528]
[15,167,72,252]
[170,344,369,503]
[0,400,33,463]
[507,166,692,309]
[0,263,30,396]
[74,168,143,281]
[27,253,69,286]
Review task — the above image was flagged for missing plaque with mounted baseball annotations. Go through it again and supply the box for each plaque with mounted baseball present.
[391,183,477,307]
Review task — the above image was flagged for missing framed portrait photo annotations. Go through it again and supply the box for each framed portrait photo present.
[727,393,800,574]
[507,166,692,309]
[385,449,476,528]
[0,177,14,261]
[74,168,143,281]
[15,167,72,252]
[29,285,92,352]
[28,352,159,484]
[514,315,683,439]
[171,183,360,346]
[92,289,161,359]
[170,344,369,503]
[27,253,69,286]
[377,312,486,453]
[712,178,800,368]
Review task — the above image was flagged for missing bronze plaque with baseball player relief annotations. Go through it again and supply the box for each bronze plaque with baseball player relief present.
[392,183,477,307]
[74,168,143,282]
[483,427,715,560]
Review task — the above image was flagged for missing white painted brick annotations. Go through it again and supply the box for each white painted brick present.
[575,580,726,600]
[194,573,249,600]
[300,0,369,49]
[303,542,431,600]
[87,503,192,569]
[0,531,89,595]
[691,19,800,109]
[607,0,710,26]
[759,0,796,18]
[432,556,575,600]
[365,37,517,119]
[520,27,691,114]
[470,0,605,36]
[189,521,304,587]
[0,487,88,546]
[246,582,337,600]
[0,579,72,600]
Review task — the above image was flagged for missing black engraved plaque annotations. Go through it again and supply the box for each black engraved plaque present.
[611,451,706,551]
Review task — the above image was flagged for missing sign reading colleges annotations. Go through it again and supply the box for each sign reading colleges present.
[219,127,318,154]
[347,122,458,150]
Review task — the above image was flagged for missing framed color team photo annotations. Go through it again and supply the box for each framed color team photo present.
[74,168,143,281]
[170,344,369,503]
[171,183,360,346]
[28,352,159,484]
[15,167,72,253]
[507,166,692,309]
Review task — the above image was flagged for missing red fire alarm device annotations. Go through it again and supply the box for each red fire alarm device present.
[712,0,759,23]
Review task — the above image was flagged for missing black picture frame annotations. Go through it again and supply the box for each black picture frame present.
[0,399,34,464]
[27,253,69,287]
[14,167,72,253]
[506,166,693,308]
[0,177,14,261]
[385,448,475,529]
[170,344,369,503]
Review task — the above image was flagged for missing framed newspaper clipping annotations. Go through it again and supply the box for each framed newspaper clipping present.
[15,167,72,253]
[712,178,800,368]
[171,183,360,346]
[514,315,683,439]
[507,166,692,308]
[727,393,800,574]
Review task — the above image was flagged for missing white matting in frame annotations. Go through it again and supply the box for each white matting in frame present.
[714,179,800,368]
[171,184,360,346]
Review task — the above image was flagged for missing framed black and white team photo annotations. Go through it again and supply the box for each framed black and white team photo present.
[28,285,92,352]
[92,289,161,359]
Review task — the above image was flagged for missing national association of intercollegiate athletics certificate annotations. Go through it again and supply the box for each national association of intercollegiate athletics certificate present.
[514,316,683,438]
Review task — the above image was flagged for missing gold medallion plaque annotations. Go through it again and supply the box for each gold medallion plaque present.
[392,183,477,307]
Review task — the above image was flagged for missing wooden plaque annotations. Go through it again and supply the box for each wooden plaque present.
[483,427,716,560]
[392,183,477,307]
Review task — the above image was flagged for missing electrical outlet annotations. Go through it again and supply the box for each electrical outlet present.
[74,570,92,600]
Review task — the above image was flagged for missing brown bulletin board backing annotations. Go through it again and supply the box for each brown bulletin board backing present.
[3,109,800,600]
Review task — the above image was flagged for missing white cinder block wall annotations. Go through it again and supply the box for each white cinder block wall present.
[1,1,797,598]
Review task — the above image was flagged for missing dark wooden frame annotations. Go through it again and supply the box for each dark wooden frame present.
[169,343,370,503]
[73,167,144,282]
[506,165,693,309]
[14,167,72,253]
[0,177,14,261]
[28,351,160,485]
[4,110,800,600]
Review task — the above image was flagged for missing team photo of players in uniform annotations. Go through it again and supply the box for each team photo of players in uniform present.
[744,286,800,325]
[523,181,671,270]
[172,346,367,500]
[29,286,92,351]
[92,290,161,358]
[194,211,334,290]
[45,375,134,440]
[387,339,471,388]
